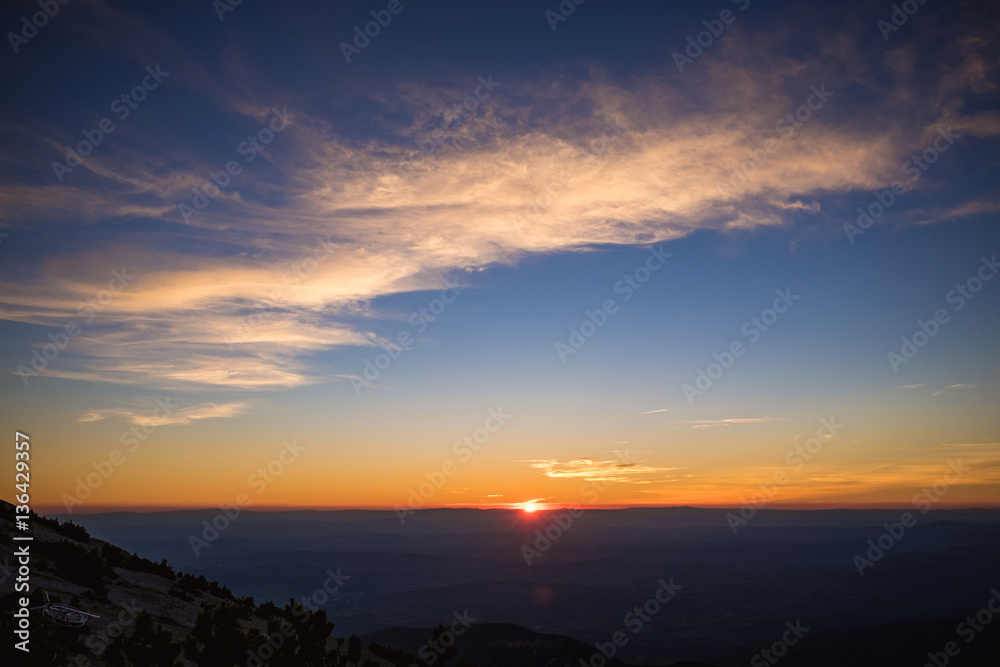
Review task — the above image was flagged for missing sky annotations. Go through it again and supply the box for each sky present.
[1,0,998,513]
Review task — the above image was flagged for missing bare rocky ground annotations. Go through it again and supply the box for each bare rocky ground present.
[1,501,396,667]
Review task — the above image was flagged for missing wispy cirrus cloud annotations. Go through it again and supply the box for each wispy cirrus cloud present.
[684,417,787,430]
[932,383,978,396]
[78,401,248,425]
[523,457,677,482]
[937,442,999,451]
[1,3,997,392]
[914,199,1000,226]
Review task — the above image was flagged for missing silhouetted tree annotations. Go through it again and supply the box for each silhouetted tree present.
[431,624,458,664]
[58,520,91,542]
[102,541,128,566]
[38,539,112,591]
[191,606,214,644]
[183,635,198,660]
[347,634,362,665]
[190,604,251,665]
[120,611,180,667]
[290,603,335,665]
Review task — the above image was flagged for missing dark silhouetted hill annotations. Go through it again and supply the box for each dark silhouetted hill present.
[1,500,350,666]
[18,504,1000,666]
[3,500,720,666]
[363,622,718,667]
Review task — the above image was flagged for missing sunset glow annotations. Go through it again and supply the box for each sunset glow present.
[1,0,998,516]
[5,5,1000,667]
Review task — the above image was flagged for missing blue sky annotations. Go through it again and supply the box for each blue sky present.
[1,0,998,510]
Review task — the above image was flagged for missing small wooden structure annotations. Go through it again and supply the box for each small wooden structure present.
[32,591,101,628]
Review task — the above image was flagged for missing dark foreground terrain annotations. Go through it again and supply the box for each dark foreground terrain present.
[22,505,997,666]
[41,508,1000,667]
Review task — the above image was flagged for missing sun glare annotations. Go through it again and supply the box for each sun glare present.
[524,503,537,512]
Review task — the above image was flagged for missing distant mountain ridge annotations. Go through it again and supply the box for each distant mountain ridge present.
[363,622,717,667]
[1,501,357,666]
[4,500,716,666]
[12,504,1000,666]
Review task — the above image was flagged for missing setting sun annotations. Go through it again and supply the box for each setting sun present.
[3,2,999,665]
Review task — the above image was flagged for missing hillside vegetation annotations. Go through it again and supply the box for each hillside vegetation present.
[1,501,451,667]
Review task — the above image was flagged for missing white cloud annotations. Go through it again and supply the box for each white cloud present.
[78,401,247,425]
[684,417,787,429]
[931,383,978,396]
[1,14,996,391]
[523,457,677,482]
[914,199,1000,226]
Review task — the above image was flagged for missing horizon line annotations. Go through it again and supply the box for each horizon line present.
[28,502,1000,515]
